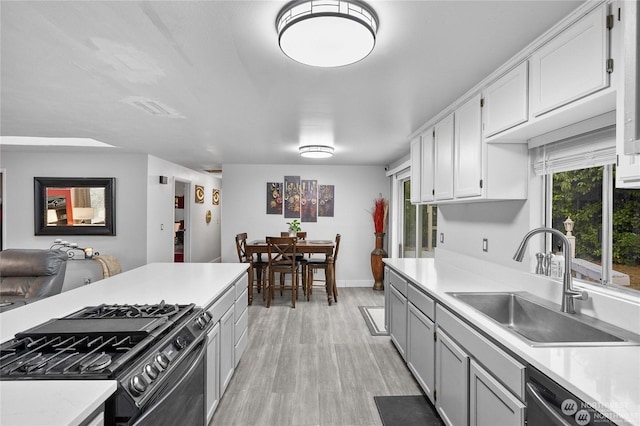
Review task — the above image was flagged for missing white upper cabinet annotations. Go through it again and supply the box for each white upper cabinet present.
[434,113,455,201]
[455,95,483,198]
[617,0,640,188]
[407,0,629,200]
[410,136,422,203]
[530,4,609,117]
[482,62,528,137]
[421,129,435,202]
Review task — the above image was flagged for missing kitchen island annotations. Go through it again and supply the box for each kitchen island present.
[0,262,248,426]
[384,255,640,426]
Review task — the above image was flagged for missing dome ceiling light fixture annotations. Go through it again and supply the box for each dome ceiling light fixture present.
[299,144,335,158]
[276,0,379,68]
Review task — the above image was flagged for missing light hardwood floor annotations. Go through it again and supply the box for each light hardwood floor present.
[210,287,423,426]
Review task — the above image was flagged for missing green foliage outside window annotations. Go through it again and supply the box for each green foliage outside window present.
[552,167,640,266]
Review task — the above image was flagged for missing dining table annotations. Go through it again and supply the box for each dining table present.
[245,239,336,306]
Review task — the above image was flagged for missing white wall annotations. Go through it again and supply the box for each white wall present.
[221,164,390,286]
[0,149,148,271]
[146,156,221,263]
[0,150,222,271]
[437,200,530,269]
[434,160,543,272]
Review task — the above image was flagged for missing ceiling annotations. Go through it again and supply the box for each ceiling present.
[0,1,584,172]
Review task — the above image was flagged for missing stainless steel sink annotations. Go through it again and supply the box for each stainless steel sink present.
[447,292,639,347]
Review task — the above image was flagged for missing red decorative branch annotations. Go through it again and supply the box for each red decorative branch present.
[372,197,388,234]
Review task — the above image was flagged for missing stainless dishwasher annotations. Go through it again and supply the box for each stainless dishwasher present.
[526,365,617,425]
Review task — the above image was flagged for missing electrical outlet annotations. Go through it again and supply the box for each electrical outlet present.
[440,233,444,244]
[483,238,488,252]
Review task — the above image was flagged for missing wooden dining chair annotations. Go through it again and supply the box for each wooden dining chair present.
[306,234,340,303]
[266,236,300,308]
[235,233,267,304]
[280,231,308,297]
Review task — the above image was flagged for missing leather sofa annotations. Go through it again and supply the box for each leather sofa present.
[0,249,68,305]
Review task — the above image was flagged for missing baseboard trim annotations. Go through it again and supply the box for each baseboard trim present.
[338,280,375,288]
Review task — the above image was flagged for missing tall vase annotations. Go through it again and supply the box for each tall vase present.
[371,232,387,291]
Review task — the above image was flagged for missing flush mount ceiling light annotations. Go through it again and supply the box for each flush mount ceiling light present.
[299,144,334,158]
[276,0,378,67]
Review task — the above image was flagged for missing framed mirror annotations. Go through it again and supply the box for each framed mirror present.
[34,177,116,236]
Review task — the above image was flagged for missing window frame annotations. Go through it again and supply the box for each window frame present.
[545,164,637,292]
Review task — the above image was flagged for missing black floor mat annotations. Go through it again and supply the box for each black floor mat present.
[374,395,444,426]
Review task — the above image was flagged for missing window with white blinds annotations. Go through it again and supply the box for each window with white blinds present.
[533,126,616,175]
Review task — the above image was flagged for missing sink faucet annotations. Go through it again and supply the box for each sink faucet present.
[513,227,588,314]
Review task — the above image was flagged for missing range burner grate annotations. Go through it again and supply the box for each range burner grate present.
[68,300,186,319]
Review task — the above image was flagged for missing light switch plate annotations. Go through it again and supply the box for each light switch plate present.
[483,238,488,252]
[440,233,444,243]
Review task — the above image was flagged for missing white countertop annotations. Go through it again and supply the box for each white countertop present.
[0,381,117,426]
[0,262,248,426]
[384,257,640,426]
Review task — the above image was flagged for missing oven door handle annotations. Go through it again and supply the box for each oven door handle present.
[526,382,572,426]
[132,339,207,426]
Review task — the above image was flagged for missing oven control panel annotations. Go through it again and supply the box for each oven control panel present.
[121,309,212,405]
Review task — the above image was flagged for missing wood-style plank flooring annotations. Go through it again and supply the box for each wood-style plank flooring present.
[210,287,422,426]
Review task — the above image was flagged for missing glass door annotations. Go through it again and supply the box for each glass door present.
[398,177,437,258]
[401,178,417,257]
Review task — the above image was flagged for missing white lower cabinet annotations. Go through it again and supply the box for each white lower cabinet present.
[469,360,525,426]
[219,305,235,394]
[384,267,390,332]
[407,302,435,403]
[234,278,249,367]
[435,328,470,426]
[389,283,407,359]
[205,272,249,422]
[435,304,526,426]
[385,267,525,426]
[206,322,220,423]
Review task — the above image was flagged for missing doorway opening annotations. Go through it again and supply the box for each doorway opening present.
[174,180,190,262]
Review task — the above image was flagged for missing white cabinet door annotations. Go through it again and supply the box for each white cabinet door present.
[389,284,407,359]
[384,267,390,332]
[469,360,525,426]
[219,306,235,395]
[436,328,470,426]
[206,322,220,423]
[420,129,435,202]
[617,0,640,187]
[483,61,528,137]
[434,113,455,200]
[530,4,608,117]
[410,136,422,203]
[407,302,435,404]
[454,95,483,198]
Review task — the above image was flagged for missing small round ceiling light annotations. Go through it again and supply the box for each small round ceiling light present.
[299,145,334,158]
[276,0,378,68]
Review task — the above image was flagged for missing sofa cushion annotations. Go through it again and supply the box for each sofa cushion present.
[0,249,68,300]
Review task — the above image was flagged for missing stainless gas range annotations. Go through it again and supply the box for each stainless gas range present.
[0,301,213,426]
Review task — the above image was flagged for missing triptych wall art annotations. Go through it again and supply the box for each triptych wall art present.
[266,176,334,221]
